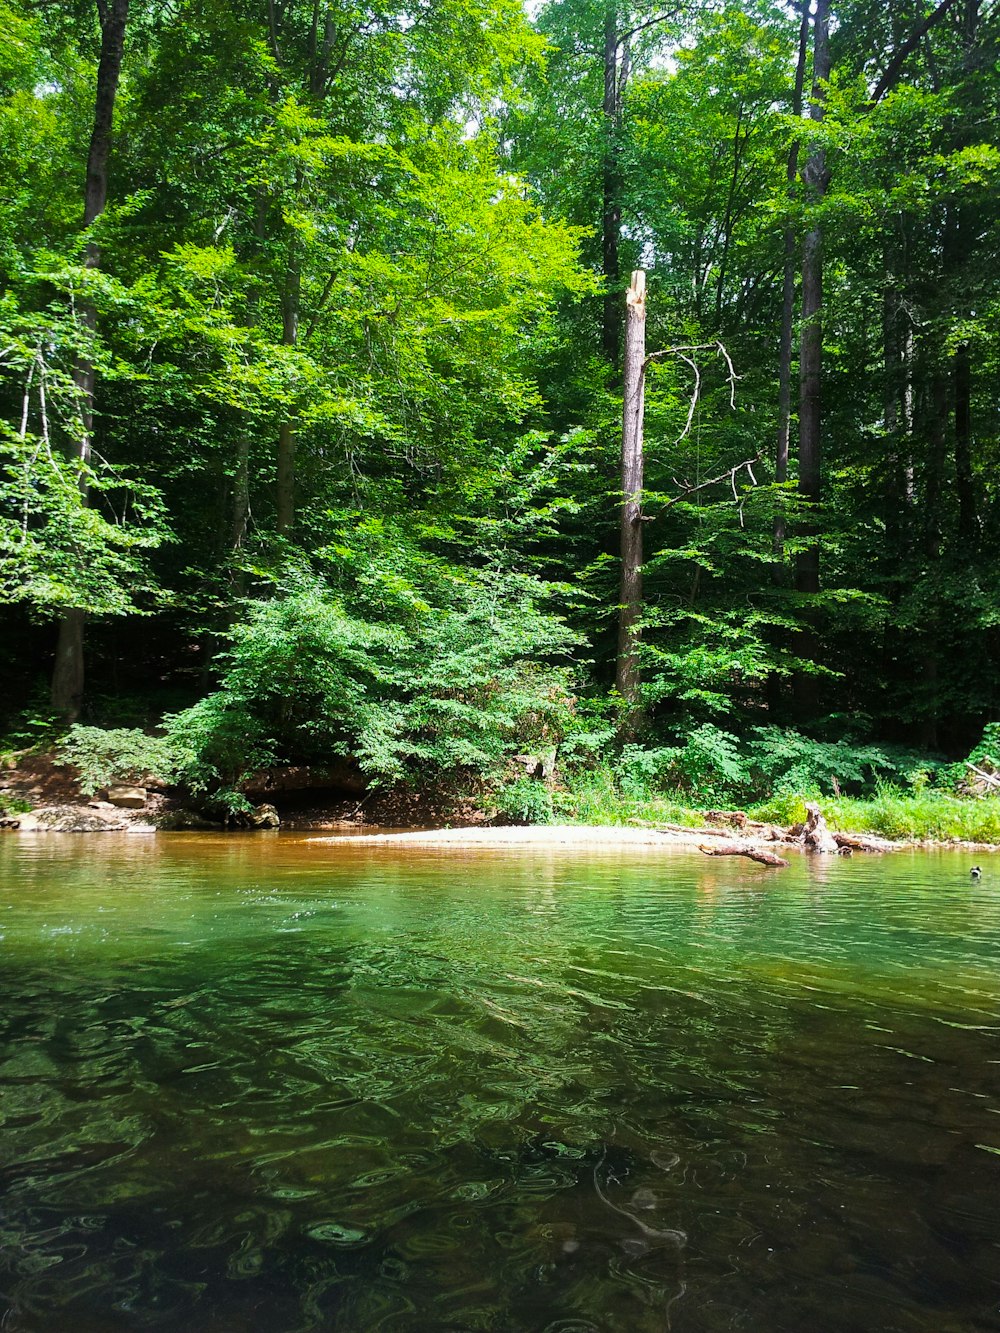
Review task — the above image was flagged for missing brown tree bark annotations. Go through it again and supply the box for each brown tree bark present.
[767,0,809,715]
[774,2,809,536]
[792,0,829,715]
[699,843,790,867]
[51,0,130,720]
[954,340,976,548]
[795,0,829,600]
[602,1,622,369]
[615,270,646,736]
[276,259,300,535]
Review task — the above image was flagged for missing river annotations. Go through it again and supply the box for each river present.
[1,833,998,1331]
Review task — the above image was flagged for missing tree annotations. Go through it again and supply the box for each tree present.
[49,0,130,719]
[616,268,646,730]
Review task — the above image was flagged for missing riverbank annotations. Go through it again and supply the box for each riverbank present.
[309,819,1000,859]
[2,748,999,849]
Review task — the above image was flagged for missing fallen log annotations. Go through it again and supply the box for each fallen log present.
[699,842,790,867]
[704,810,793,839]
[629,819,734,838]
[832,830,898,854]
[662,821,731,838]
[966,761,1000,791]
[705,810,749,829]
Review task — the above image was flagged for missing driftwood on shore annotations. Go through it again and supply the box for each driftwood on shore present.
[699,841,790,867]
[831,829,898,853]
[636,799,905,869]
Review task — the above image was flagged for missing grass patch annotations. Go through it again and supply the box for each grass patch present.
[747,788,1000,843]
[818,790,1000,843]
[558,770,1000,843]
[553,771,706,828]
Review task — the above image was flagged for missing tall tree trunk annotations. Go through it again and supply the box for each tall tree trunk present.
[767,1,809,716]
[915,369,948,748]
[616,270,646,736]
[276,258,300,534]
[232,433,251,554]
[229,428,251,604]
[775,1,810,519]
[792,0,829,714]
[714,102,749,324]
[882,241,905,561]
[51,0,130,720]
[602,1,621,369]
[795,0,829,598]
[954,340,976,548]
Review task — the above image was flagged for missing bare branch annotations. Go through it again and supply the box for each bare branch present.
[870,0,962,103]
[715,340,739,408]
[652,454,762,519]
[304,266,340,341]
[642,339,739,439]
[674,352,700,441]
[617,7,683,46]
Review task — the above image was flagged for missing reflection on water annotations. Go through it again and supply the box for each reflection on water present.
[1,834,999,1331]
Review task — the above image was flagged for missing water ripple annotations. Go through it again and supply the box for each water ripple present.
[1,837,999,1330]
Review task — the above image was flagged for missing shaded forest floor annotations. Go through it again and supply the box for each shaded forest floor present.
[0,749,490,830]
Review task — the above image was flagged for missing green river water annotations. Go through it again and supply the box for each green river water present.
[1,833,999,1332]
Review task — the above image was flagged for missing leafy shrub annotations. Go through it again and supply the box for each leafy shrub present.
[969,723,1000,767]
[654,724,749,804]
[745,727,919,797]
[493,776,554,825]
[550,696,619,776]
[161,700,276,800]
[748,790,809,827]
[612,743,689,798]
[599,726,940,810]
[0,702,65,756]
[59,725,181,795]
[159,568,579,798]
[553,769,703,827]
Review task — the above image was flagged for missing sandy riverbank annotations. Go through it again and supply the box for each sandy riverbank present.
[308,822,1000,856]
[310,823,781,850]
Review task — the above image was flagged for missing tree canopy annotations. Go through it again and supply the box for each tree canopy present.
[1,0,998,806]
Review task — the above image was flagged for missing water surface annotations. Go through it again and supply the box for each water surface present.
[1,834,999,1331]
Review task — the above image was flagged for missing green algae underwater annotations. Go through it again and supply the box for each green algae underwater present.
[1,832,999,1332]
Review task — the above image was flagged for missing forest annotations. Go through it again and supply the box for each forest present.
[1,0,998,824]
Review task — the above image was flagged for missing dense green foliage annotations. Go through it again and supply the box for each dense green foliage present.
[1,0,998,815]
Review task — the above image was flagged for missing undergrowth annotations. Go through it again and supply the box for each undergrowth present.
[553,771,706,828]
[783,789,1000,843]
[555,775,1000,842]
